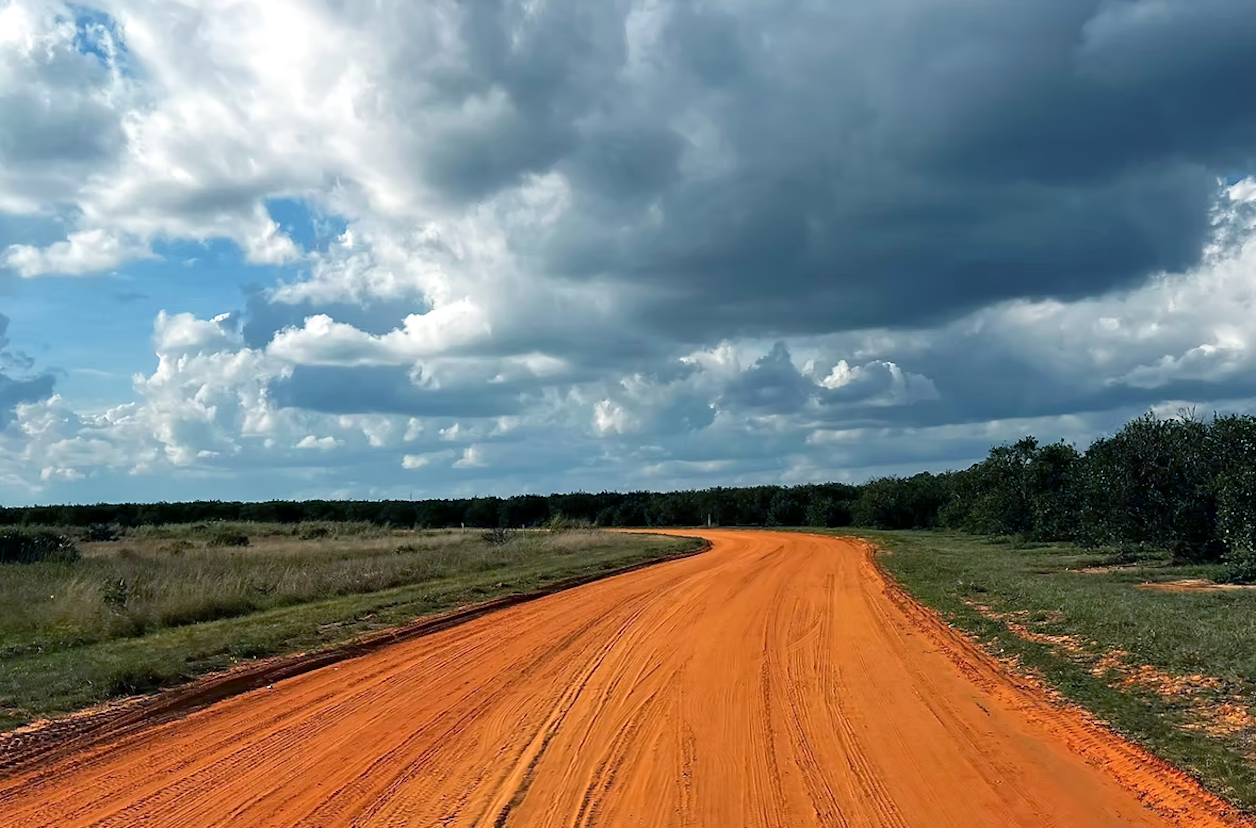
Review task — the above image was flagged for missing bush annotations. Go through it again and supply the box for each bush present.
[481,527,516,546]
[0,529,80,564]
[86,523,120,542]
[548,514,595,533]
[1219,551,1256,584]
[205,530,250,548]
[297,524,331,540]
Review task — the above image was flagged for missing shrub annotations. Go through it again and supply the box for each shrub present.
[547,514,595,533]
[86,523,119,542]
[481,527,516,546]
[1219,551,1256,584]
[0,529,80,564]
[205,530,250,548]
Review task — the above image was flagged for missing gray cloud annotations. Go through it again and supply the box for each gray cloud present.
[0,314,55,426]
[270,365,525,418]
[404,0,1256,340]
[0,7,128,213]
[722,342,815,414]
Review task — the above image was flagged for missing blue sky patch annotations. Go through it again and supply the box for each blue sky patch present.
[67,4,135,76]
[265,198,348,254]
[6,237,305,410]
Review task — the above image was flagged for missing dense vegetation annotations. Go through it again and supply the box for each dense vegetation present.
[7,409,1256,577]
[0,485,862,533]
[853,411,1256,579]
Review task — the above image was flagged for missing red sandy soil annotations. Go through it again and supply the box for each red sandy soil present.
[0,530,1248,827]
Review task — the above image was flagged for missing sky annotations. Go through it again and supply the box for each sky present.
[1,0,1255,506]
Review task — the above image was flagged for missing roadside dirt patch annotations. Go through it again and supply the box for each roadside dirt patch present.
[967,600,1256,760]
[1119,664,1224,697]
[1138,579,1256,593]
[1185,702,1256,738]
[1070,564,1141,574]
[965,601,1091,654]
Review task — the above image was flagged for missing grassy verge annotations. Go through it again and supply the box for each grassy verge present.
[812,529,1256,812]
[0,527,699,730]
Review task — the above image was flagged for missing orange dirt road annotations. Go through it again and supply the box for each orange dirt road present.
[0,531,1245,827]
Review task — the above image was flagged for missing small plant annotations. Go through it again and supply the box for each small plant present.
[481,527,516,546]
[103,577,130,610]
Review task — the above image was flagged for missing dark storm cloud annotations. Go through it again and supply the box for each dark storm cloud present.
[0,314,54,426]
[270,365,524,418]
[416,0,1256,340]
[417,0,630,201]
[560,125,684,202]
[722,342,815,413]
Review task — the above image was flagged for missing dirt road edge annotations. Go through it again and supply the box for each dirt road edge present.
[0,534,710,780]
[856,534,1254,828]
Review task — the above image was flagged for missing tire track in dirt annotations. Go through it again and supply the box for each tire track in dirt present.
[0,531,1250,827]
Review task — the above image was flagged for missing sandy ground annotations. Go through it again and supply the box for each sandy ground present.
[0,530,1247,827]
[1138,578,1256,593]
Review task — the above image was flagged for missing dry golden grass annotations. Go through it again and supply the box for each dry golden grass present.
[3,526,661,651]
[0,523,700,729]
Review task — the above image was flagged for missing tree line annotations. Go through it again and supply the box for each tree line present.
[0,484,862,533]
[853,411,1256,569]
[7,409,1256,569]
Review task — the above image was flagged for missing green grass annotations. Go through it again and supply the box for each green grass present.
[0,526,699,730]
[811,529,1256,812]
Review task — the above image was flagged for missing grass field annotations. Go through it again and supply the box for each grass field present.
[831,529,1256,812]
[0,524,700,730]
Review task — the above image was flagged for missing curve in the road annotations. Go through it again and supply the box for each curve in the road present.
[0,530,1247,827]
